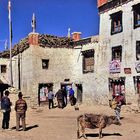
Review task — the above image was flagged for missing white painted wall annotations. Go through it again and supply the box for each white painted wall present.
[99,0,140,105]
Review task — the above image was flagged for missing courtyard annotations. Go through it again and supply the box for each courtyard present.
[0,103,140,140]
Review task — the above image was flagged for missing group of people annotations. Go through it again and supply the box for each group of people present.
[48,87,76,109]
[0,87,76,131]
[1,87,124,131]
[1,91,27,131]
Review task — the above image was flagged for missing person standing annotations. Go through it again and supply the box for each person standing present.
[55,89,64,108]
[15,92,27,131]
[113,93,122,122]
[1,90,12,130]
[48,89,54,109]
[62,86,67,107]
[69,87,76,106]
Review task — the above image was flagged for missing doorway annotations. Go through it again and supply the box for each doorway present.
[76,84,83,103]
[38,83,53,105]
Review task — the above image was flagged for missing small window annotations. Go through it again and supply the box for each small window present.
[82,50,94,73]
[110,11,123,35]
[1,65,6,73]
[42,59,49,69]
[112,46,122,62]
[136,41,140,60]
[133,3,140,29]
[133,76,140,94]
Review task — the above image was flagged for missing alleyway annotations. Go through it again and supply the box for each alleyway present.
[0,103,140,140]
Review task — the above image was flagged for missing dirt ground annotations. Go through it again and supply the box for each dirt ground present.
[0,103,140,140]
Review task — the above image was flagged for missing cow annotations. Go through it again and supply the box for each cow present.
[77,113,121,139]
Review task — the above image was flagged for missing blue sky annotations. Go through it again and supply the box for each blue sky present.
[0,0,99,51]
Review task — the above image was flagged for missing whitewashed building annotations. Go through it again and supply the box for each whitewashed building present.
[98,0,140,106]
[0,33,101,106]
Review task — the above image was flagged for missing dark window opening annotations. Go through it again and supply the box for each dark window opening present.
[112,46,122,62]
[133,76,140,94]
[1,65,6,73]
[133,3,140,29]
[82,50,94,73]
[42,59,49,69]
[0,84,10,100]
[76,84,83,103]
[64,79,70,82]
[136,41,140,60]
[110,11,123,35]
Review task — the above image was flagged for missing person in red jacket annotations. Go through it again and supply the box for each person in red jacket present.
[113,93,125,122]
[15,92,27,131]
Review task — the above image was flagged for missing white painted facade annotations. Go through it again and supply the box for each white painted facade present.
[6,34,111,106]
[99,0,140,105]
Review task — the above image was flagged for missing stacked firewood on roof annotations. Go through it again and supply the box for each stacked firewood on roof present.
[0,34,74,58]
[39,34,73,48]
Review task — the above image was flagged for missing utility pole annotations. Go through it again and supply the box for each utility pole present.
[8,0,13,86]
[67,28,71,38]
[18,49,21,90]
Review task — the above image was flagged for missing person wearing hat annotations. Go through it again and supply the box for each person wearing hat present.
[15,92,27,131]
[113,93,122,122]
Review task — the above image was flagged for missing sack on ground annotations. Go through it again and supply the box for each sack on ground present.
[109,99,118,109]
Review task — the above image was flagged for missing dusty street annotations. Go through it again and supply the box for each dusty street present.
[0,103,140,140]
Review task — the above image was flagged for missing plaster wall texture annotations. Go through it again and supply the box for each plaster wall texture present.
[99,0,140,105]
[0,58,9,84]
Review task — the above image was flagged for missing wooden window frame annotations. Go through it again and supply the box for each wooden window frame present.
[136,41,140,61]
[109,77,125,97]
[112,46,122,62]
[82,50,94,74]
[110,11,123,35]
[133,3,140,29]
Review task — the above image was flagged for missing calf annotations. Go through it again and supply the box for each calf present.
[77,113,121,139]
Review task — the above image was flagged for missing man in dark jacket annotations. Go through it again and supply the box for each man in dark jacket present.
[61,86,67,107]
[1,90,12,129]
[15,92,27,131]
[55,89,64,108]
